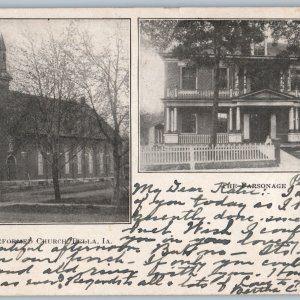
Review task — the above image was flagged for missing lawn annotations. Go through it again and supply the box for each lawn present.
[0,181,130,223]
[0,205,129,223]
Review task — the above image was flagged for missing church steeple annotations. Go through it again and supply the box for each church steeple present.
[0,33,12,91]
[0,34,6,51]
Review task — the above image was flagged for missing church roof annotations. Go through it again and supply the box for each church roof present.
[0,34,118,144]
[0,90,114,141]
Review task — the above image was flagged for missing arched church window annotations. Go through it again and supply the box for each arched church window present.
[88,150,93,174]
[37,151,44,175]
[7,155,17,181]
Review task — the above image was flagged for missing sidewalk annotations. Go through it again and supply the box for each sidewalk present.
[276,149,300,171]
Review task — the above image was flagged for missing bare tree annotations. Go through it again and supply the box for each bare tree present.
[75,30,129,207]
[10,25,94,200]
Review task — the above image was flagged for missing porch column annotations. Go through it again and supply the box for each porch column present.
[296,108,299,131]
[236,107,241,131]
[229,107,233,131]
[288,68,292,92]
[174,107,178,132]
[234,65,239,95]
[250,43,254,55]
[166,107,170,132]
[170,109,174,132]
[270,113,277,139]
[243,113,250,140]
[264,40,268,56]
[289,107,295,131]
[280,70,284,92]
[243,67,247,94]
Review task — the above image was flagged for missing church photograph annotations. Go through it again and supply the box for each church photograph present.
[140,19,300,172]
[0,19,130,223]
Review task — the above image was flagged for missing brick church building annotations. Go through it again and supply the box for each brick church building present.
[0,34,115,182]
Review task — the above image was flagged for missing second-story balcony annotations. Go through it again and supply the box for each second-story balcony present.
[166,87,239,99]
[166,87,300,100]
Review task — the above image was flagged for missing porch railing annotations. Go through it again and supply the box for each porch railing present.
[140,143,275,170]
[179,133,229,144]
[166,87,240,99]
[179,134,210,144]
[166,87,300,99]
[288,89,300,97]
[217,133,229,143]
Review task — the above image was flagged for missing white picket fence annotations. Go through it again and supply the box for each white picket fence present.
[179,133,229,144]
[140,143,275,170]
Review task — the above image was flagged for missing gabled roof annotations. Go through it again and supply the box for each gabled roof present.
[0,90,114,141]
[237,89,296,100]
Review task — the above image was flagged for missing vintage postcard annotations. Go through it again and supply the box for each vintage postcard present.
[0,7,299,295]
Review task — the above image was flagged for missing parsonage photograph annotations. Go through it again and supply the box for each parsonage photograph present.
[0,19,130,223]
[139,19,300,172]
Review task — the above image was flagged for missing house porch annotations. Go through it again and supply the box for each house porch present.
[164,105,300,144]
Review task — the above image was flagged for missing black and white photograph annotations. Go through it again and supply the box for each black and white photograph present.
[139,19,300,172]
[0,19,130,223]
[0,7,300,297]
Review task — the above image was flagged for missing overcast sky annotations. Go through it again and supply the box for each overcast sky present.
[0,18,130,89]
[140,46,164,114]
[0,19,129,48]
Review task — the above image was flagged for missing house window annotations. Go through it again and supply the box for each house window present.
[254,44,265,56]
[217,113,228,133]
[77,149,82,174]
[219,68,228,89]
[291,69,300,91]
[88,151,93,174]
[38,151,43,175]
[64,151,70,175]
[182,67,196,90]
[181,111,197,133]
